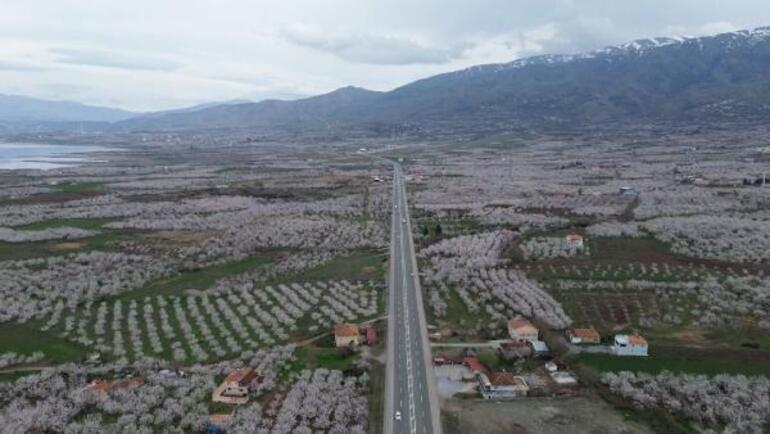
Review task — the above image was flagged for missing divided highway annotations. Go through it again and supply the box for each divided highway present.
[383,164,442,434]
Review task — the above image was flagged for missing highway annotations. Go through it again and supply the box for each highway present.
[383,164,442,434]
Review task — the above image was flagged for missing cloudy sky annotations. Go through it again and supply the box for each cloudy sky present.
[2,0,770,112]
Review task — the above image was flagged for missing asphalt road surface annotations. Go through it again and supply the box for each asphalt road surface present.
[383,164,442,434]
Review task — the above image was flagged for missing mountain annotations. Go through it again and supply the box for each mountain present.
[116,26,770,132]
[0,94,137,123]
[115,86,381,132]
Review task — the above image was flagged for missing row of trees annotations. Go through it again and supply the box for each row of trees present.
[0,226,99,242]
[602,371,770,433]
[48,279,381,362]
[520,236,588,260]
[420,231,572,329]
[0,252,174,322]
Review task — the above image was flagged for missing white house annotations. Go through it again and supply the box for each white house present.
[565,234,584,249]
[507,316,538,342]
[613,334,648,356]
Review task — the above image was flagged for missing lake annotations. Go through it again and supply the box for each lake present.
[0,143,110,170]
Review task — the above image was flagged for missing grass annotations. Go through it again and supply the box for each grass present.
[0,370,41,383]
[572,344,770,377]
[292,344,360,372]
[123,254,273,300]
[0,323,87,364]
[368,360,385,434]
[588,236,672,262]
[16,217,113,231]
[287,250,386,283]
[0,230,127,261]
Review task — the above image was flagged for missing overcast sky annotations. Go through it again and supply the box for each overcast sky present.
[2,0,770,112]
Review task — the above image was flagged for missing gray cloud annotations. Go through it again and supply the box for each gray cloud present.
[283,28,473,65]
[0,60,48,71]
[52,47,180,71]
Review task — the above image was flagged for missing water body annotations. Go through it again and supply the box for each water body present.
[0,143,110,170]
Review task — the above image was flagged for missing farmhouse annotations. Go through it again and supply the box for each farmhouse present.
[612,334,648,356]
[212,368,261,405]
[565,234,584,248]
[498,340,532,359]
[478,372,529,399]
[333,323,361,347]
[568,327,601,344]
[507,316,539,342]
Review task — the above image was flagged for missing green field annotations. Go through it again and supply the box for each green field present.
[0,323,87,364]
[122,254,274,300]
[572,344,770,377]
[16,217,113,231]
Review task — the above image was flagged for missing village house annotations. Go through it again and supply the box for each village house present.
[206,413,233,434]
[528,339,550,357]
[333,323,361,347]
[565,233,584,249]
[498,340,532,359]
[478,372,529,399]
[212,368,261,405]
[568,327,601,344]
[613,334,649,356]
[507,316,539,342]
[363,325,377,345]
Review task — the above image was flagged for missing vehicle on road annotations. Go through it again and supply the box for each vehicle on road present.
[394,411,402,421]
[402,218,406,223]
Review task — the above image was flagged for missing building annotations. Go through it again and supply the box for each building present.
[478,372,529,399]
[364,326,378,345]
[498,340,532,359]
[613,334,648,356]
[568,327,601,344]
[333,323,361,348]
[464,357,485,373]
[206,414,233,434]
[565,234,584,249]
[212,368,261,404]
[507,316,539,342]
[528,340,550,357]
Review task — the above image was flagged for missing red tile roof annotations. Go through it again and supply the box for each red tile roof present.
[464,357,484,372]
[571,327,600,340]
[333,323,360,337]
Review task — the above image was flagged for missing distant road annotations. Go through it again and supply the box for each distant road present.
[383,163,442,434]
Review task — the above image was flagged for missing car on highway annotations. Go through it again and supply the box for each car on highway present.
[402,218,406,223]
[394,411,402,421]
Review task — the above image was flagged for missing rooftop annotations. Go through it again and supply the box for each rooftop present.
[333,323,360,337]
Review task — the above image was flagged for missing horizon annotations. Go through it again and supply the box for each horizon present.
[3,0,770,112]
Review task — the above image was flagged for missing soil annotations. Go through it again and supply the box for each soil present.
[52,242,85,250]
[442,395,652,434]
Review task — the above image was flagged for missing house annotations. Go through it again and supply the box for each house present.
[498,340,532,359]
[333,323,361,348]
[613,334,648,356]
[507,316,539,342]
[565,234,584,249]
[464,357,485,373]
[212,368,262,405]
[478,372,529,399]
[568,327,601,344]
[528,340,550,357]
[364,326,378,345]
[206,414,233,434]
